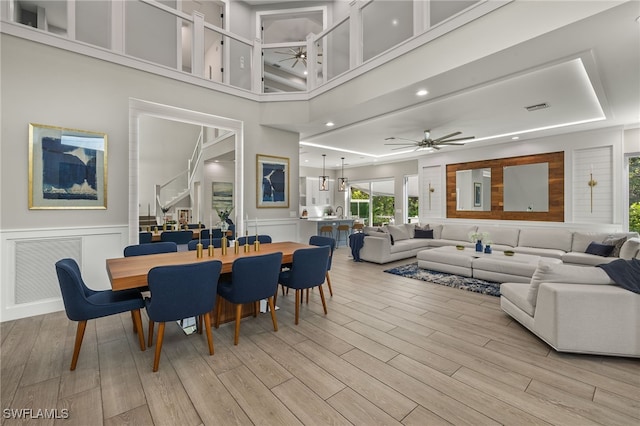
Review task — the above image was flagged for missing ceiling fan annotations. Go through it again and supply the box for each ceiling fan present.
[274,47,322,68]
[384,129,475,151]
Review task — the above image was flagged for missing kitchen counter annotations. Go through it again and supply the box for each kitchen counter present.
[299,218,356,247]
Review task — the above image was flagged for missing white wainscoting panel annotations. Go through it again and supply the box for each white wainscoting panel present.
[246,218,299,243]
[421,165,443,219]
[1,226,128,321]
[573,146,613,223]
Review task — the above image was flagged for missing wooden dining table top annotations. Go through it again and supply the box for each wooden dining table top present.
[106,241,310,291]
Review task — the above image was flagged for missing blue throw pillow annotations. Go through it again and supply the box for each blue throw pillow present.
[414,229,434,239]
[585,241,615,257]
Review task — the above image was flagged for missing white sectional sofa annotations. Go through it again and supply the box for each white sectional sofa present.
[358,222,636,266]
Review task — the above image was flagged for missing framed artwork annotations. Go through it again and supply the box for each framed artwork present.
[212,181,233,212]
[474,182,482,207]
[257,154,289,208]
[29,123,107,209]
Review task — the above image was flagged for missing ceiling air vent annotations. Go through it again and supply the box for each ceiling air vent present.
[525,103,550,112]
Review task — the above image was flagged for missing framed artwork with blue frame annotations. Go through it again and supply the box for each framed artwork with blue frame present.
[29,123,107,209]
[257,154,289,208]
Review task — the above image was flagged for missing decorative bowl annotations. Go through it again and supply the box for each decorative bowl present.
[456,245,465,250]
[504,250,515,256]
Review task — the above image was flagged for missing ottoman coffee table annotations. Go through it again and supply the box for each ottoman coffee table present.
[416,246,561,282]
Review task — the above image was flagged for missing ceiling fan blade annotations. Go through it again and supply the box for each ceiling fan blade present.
[277,57,294,63]
[292,59,299,68]
[436,141,466,146]
[431,131,461,143]
[385,136,421,143]
[391,146,413,151]
[385,143,414,146]
[438,136,475,143]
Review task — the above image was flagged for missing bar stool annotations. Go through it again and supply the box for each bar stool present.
[336,224,350,247]
[319,225,334,238]
[352,223,364,233]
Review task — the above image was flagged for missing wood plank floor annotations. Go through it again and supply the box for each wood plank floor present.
[2,251,639,425]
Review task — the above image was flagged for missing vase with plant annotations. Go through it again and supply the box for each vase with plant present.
[215,206,234,230]
[469,231,490,252]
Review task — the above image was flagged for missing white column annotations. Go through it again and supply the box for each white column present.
[251,37,262,93]
[67,0,76,40]
[349,0,363,69]
[192,11,205,78]
[413,0,429,35]
[306,33,317,91]
[111,0,124,53]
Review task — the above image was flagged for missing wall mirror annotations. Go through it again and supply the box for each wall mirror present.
[503,163,549,212]
[455,168,491,211]
[446,151,564,221]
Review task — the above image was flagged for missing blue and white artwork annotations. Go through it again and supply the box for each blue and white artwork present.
[257,154,289,208]
[29,123,107,209]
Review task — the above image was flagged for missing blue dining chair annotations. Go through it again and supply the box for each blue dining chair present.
[237,235,272,245]
[187,239,223,250]
[124,242,177,257]
[55,258,146,370]
[309,235,336,297]
[139,232,153,244]
[215,252,283,345]
[278,246,330,325]
[160,230,193,245]
[146,260,222,372]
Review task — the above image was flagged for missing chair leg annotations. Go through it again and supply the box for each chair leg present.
[131,311,136,333]
[306,288,309,304]
[197,315,203,334]
[267,296,278,332]
[318,285,328,315]
[253,301,259,317]
[148,320,155,347]
[326,271,333,297]
[131,309,146,351]
[70,320,87,371]
[204,312,214,355]
[294,290,301,325]
[233,304,242,345]
[152,322,165,372]
[214,294,222,329]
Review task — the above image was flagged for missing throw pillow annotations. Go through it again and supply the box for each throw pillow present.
[386,224,410,242]
[414,229,434,239]
[585,241,615,257]
[602,236,627,257]
[364,230,393,245]
[414,224,431,231]
[526,261,615,307]
[620,237,640,259]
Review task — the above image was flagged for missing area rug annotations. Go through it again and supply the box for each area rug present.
[383,262,501,297]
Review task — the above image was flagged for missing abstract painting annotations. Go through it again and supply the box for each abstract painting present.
[29,123,107,209]
[257,154,289,208]
[212,181,233,212]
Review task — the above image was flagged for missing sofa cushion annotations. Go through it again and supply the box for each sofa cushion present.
[477,226,520,247]
[602,236,626,257]
[561,252,618,266]
[403,223,416,238]
[518,229,573,252]
[585,242,615,257]
[500,282,535,316]
[440,224,477,242]
[527,261,615,307]
[621,237,640,259]
[386,224,410,242]
[513,247,566,259]
[571,232,611,253]
[365,230,392,245]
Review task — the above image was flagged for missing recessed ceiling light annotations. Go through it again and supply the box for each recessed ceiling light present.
[391,19,399,26]
[304,159,309,162]
[512,136,520,140]
[326,122,334,127]
[416,89,428,96]
[303,70,308,75]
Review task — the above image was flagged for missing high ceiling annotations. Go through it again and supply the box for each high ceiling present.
[273,1,640,169]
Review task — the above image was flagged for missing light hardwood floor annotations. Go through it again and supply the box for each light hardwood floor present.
[2,251,639,425]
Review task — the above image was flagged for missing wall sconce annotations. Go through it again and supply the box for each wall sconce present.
[338,157,348,192]
[588,165,597,213]
[428,181,435,210]
[319,154,329,191]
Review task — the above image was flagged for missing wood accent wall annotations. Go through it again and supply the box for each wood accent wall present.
[446,151,564,222]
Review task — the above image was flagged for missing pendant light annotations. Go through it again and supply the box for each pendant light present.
[338,157,348,192]
[319,154,329,191]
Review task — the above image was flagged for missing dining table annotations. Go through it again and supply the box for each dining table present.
[106,241,310,324]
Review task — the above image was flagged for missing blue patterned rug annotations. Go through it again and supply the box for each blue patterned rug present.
[383,262,501,297]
